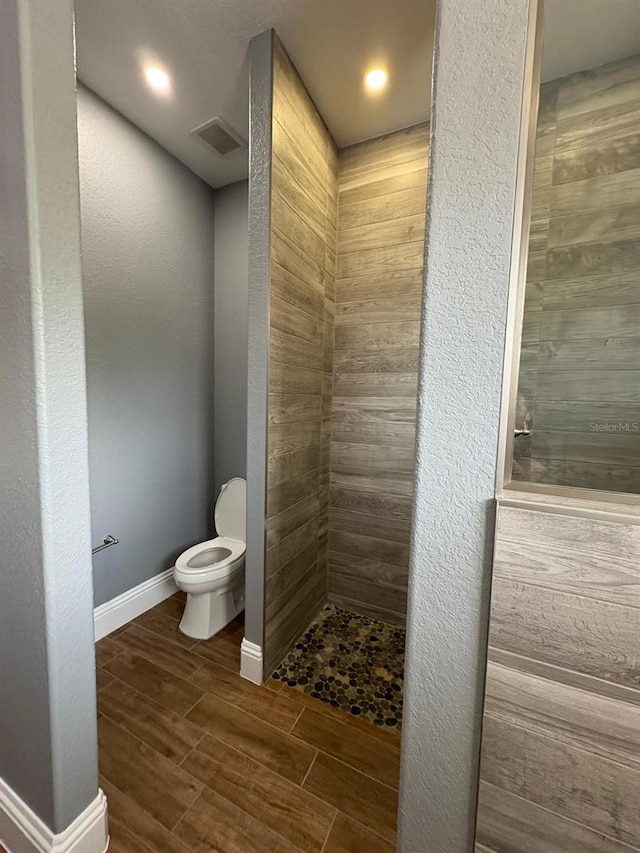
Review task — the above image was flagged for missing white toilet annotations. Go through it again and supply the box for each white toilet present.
[173,477,246,640]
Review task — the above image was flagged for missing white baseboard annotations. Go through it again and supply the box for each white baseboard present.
[0,779,108,853]
[240,638,263,684]
[94,568,178,641]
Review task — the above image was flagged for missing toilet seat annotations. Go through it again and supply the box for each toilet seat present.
[175,536,245,576]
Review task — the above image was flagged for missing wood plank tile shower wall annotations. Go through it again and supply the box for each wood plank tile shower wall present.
[329,125,429,626]
[476,503,640,852]
[265,39,338,674]
[514,53,640,492]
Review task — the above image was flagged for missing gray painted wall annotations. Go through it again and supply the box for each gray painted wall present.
[77,86,216,607]
[0,0,98,832]
[214,181,249,495]
[398,0,531,850]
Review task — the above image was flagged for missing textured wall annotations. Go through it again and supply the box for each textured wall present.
[398,0,530,850]
[77,86,216,608]
[328,124,429,626]
[514,52,640,493]
[214,180,249,495]
[477,499,640,851]
[0,0,99,832]
[263,37,338,675]
[245,29,273,653]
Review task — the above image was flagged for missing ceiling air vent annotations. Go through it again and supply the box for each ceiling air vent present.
[191,116,246,156]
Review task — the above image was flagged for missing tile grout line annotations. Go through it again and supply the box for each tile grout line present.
[299,750,319,789]
[289,705,306,733]
[319,810,338,853]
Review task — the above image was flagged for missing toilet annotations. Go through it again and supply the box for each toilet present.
[173,477,246,639]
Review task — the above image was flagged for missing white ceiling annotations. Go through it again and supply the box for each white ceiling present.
[542,0,640,81]
[74,0,435,189]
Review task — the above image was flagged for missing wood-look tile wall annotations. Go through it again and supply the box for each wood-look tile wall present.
[476,501,640,852]
[264,38,338,674]
[514,53,640,492]
[328,125,429,626]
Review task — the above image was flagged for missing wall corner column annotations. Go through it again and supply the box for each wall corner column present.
[398,0,531,850]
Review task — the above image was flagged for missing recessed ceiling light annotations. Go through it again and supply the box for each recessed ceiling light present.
[364,67,389,92]
[144,66,171,92]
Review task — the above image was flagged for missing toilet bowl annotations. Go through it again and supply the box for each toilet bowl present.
[173,477,246,640]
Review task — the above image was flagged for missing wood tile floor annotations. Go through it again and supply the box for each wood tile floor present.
[96,593,401,852]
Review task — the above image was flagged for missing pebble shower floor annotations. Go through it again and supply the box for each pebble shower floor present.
[271,605,405,730]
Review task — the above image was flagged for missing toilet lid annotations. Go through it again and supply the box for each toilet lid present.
[214,477,246,542]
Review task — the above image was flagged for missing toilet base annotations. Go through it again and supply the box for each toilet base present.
[179,583,245,640]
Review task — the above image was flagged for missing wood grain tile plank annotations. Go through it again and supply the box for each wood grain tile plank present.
[556,55,640,120]
[535,400,640,432]
[132,609,197,651]
[331,441,415,473]
[477,781,637,853]
[189,660,302,732]
[185,692,316,785]
[330,506,412,544]
[335,268,424,303]
[554,131,640,185]
[328,551,410,589]
[174,786,300,853]
[546,238,640,281]
[148,592,185,621]
[273,682,402,748]
[323,813,395,853]
[268,445,321,486]
[303,752,398,842]
[537,336,640,371]
[182,735,335,852]
[333,346,420,374]
[266,540,318,605]
[272,260,325,319]
[104,650,205,715]
[267,469,320,518]
[543,270,640,309]
[336,296,422,326]
[266,517,319,578]
[337,214,425,255]
[339,124,428,177]
[334,321,421,351]
[269,420,322,456]
[337,242,426,280]
[489,578,640,690]
[528,458,640,493]
[480,713,640,846]
[328,573,407,616]
[328,527,410,568]
[192,630,243,674]
[266,493,320,548]
[98,717,202,830]
[333,372,419,397]
[96,668,115,693]
[339,186,428,230]
[95,637,122,668]
[98,678,204,763]
[330,485,412,518]
[536,369,640,403]
[292,707,401,788]
[113,625,202,679]
[484,661,640,772]
[99,777,192,853]
[269,394,322,425]
[330,469,414,497]
[550,167,640,215]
